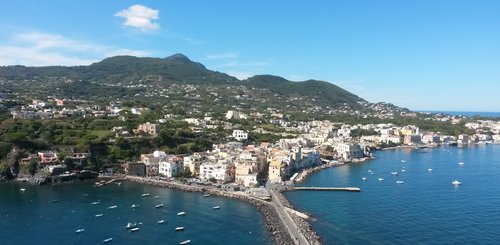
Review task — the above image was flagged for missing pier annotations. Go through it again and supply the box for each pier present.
[292,187,361,192]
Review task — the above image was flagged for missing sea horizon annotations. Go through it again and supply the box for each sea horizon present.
[419,110,500,117]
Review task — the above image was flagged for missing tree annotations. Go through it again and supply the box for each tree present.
[27,159,38,176]
[0,163,12,179]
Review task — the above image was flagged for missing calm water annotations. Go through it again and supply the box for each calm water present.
[0,181,270,245]
[422,111,500,117]
[286,144,500,245]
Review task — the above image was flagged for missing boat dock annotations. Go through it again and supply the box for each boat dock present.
[292,187,361,192]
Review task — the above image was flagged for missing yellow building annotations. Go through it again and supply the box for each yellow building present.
[268,159,285,183]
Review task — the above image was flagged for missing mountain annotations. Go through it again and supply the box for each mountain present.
[0,53,372,114]
[244,75,362,106]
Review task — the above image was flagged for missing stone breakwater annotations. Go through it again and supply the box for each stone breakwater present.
[125,176,297,245]
[273,186,321,245]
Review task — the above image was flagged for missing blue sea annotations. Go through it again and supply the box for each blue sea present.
[0,181,270,245]
[421,111,500,117]
[286,144,500,245]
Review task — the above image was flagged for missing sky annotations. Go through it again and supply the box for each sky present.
[0,1,499,112]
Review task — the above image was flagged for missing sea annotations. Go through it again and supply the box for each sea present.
[286,144,500,245]
[0,181,270,245]
[3,145,500,245]
[421,111,500,117]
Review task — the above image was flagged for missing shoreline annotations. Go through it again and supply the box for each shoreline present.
[125,176,307,245]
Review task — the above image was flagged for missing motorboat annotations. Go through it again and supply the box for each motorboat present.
[126,223,137,229]
[20,188,26,192]
[179,240,191,245]
[131,204,140,208]
[141,193,150,197]
[203,194,211,198]
[213,206,220,209]
[155,204,164,208]
[396,181,404,184]
[75,229,85,233]
[427,168,433,172]
[390,172,398,175]
[129,227,140,232]
[401,169,406,172]
[362,177,367,181]
[103,238,113,243]
[153,196,160,199]
[157,220,166,224]
[177,211,186,216]
[378,178,384,181]
[175,226,184,231]
[452,180,462,185]
[95,214,103,217]
[401,160,406,163]
[91,201,100,205]
[458,162,465,166]
[107,205,118,209]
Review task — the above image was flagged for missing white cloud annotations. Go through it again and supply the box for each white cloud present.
[0,31,151,66]
[115,5,160,31]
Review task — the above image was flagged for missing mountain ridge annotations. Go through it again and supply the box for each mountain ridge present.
[0,53,376,112]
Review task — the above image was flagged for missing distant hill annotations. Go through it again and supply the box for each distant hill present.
[0,53,369,112]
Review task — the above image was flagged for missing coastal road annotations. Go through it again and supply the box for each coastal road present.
[267,186,311,245]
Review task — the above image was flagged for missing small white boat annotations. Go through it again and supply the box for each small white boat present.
[91,201,100,205]
[153,195,160,199]
[391,172,398,175]
[452,180,462,185]
[401,169,406,172]
[141,193,150,197]
[179,240,191,245]
[131,204,140,208]
[107,205,118,209]
[396,181,405,184]
[177,211,186,216]
[103,238,113,243]
[20,188,26,192]
[155,204,164,208]
[157,220,166,224]
[129,227,140,232]
[203,194,211,198]
[401,160,406,163]
[213,206,220,209]
[175,226,184,231]
[75,229,85,233]
[361,177,367,181]
[378,178,384,181]
[368,170,373,173]
[458,162,465,166]
[428,168,433,172]
[95,214,103,217]
[126,222,137,229]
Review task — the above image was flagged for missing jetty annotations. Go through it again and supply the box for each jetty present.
[292,187,361,192]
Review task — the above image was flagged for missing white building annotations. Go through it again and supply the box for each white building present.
[199,163,230,182]
[335,143,364,159]
[159,157,183,178]
[232,130,248,141]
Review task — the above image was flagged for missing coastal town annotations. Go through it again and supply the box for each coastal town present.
[3,97,500,185]
[1,95,500,244]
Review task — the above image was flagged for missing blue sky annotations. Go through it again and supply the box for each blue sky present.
[1,1,499,112]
